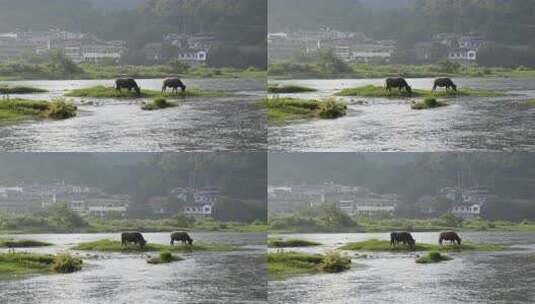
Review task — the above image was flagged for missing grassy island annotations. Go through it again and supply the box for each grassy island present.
[339,239,505,252]
[146,251,184,264]
[0,252,82,277]
[268,85,317,94]
[71,239,240,253]
[141,98,178,111]
[0,239,53,248]
[411,97,448,110]
[336,85,504,98]
[65,86,229,99]
[268,238,321,248]
[264,97,347,122]
[0,86,47,94]
[416,251,453,264]
[0,98,77,122]
[268,250,351,280]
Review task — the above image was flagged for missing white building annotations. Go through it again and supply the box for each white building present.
[336,195,398,217]
[184,203,213,217]
[177,50,207,66]
[448,48,477,61]
[452,204,481,219]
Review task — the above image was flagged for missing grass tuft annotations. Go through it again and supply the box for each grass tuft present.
[0,239,53,248]
[52,253,83,273]
[147,251,184,264]
[141,97,177,111]
[411,97,448,110]
[0,85,47,94]
[416,251,453,264]
[268,250,351,280]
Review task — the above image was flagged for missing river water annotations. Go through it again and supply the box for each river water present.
[269,78,535,152]
[0,78,266,152]
[0,232,266,304]
[268,232,535,304]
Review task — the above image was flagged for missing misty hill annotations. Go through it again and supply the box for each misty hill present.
[85,0,147,11]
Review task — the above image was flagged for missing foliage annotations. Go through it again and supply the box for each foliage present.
[318,251,352,273]
[0,252,81,276]
[411,97,448,110]
[45,99,78,119]
[65,86,229,99]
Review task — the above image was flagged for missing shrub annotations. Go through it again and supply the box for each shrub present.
[46,99,77,119]
[318,251,351,273]
[159,251,173,263]
[52,253,83,273]
[424,97,438,107]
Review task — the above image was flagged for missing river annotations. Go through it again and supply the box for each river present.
[269,78,535,152]
[0,232,266,304]
[268,232,535,304]
[0,78,266,152]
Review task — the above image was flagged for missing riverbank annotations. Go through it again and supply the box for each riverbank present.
[268,62,535,80]
[0,215,267,234]
[269,215,535,233]
[0,64,266,81]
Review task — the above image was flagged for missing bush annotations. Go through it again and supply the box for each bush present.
[424,97,438,107]
[52,253,83,273]
[46,99,77,119]
[318,251,351,273]
[318,98,347,119]
[159,251,173,263]
[416,251,453,264]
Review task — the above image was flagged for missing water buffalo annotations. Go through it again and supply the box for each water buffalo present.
[170,231,193,246]
[386,78,412,94]
[115,78,141,96]
[433,78,457,92]
[390,231,416,250]
[121,231,146,248]
[162,78,186,93]
[439,231,462,245]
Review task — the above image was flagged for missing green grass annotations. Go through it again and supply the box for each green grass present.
[336,85,504,98]
[0,98,77,122]
[147,251,184,264]
[141,97,178,111]
[0,85,47,94]
[268,238,321,248]
[268,85,317,94]
[264,97,347,122]
[0,239,53,248]
[528,255,535,263]
[411,97,448,110]
[0,252,82,277]
[416,251,453,264]
[71,239,240,253]
[65,85,229,99]
[339,239,506,252]
[268,250,351,280]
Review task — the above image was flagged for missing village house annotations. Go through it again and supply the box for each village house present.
[169,185,222,217]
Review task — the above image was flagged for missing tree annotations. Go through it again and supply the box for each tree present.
[318,51,353,75]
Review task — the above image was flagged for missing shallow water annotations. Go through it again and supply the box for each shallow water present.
[268,232,535,304]
[0,232,266,304]
[268,78,535,152]
[0,78,266,152]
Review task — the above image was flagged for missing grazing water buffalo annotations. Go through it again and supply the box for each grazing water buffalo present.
[170,231,193,246]
[115,78,141,96]
[162,78,186,93]
[386,78,412,94]
[121,231,146,248]
[433,78,457,91]
[439,231,462,245]
[390,231,416,250]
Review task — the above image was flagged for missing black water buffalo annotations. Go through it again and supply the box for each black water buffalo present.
[433,78,457,92]
[390,231,416,250]
[121,231,146,248]
[386,78,412,94]
[162,78,186,93]
[439,231,462,245]
[115,78,141,96]
[170,231,193,246]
